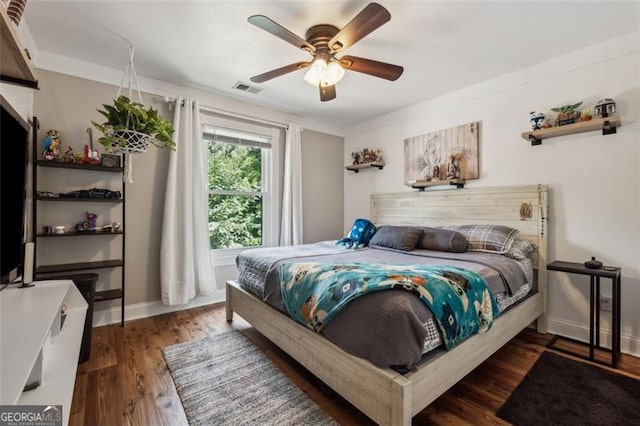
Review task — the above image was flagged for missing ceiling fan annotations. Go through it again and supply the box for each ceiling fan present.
[248,2,404,102]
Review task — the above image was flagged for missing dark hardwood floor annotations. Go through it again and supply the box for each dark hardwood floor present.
[70,303,640,425]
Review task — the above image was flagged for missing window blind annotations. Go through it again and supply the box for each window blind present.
[202,125,271,149]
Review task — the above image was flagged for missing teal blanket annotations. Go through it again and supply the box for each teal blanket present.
[280,262,500,350]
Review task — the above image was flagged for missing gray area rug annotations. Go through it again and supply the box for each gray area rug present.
[162,330,337,426]
[497,351,640,425]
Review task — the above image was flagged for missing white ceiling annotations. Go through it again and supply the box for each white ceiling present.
[24,1,640,129]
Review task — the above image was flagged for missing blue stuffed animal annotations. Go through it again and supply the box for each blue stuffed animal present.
[336,218,377,249]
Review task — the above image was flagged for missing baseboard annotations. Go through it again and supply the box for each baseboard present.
[547,316,639,358]
[92,289,226,327]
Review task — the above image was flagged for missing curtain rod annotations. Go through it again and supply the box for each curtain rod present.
[165,96,288,129]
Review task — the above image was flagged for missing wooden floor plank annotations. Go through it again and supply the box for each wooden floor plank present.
[77,325,117,373]
[71,304,640,425]
[68,372,87,426]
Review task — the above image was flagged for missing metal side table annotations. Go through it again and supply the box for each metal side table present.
[547,260,621,368]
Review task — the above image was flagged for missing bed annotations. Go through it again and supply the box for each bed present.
[226,185,548,425]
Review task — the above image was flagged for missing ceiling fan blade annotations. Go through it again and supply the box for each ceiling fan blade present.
[250,61,310,83]
[248,15,315,53]
[319,84,336,102]
[340,55,403,81]
[328,3,391,53]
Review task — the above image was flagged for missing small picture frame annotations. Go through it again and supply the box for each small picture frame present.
[101,154,121,168]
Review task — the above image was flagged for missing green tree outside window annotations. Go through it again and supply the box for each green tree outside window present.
[208,141,263,249]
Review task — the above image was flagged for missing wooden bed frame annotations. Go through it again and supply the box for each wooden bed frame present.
[226,185,548,425]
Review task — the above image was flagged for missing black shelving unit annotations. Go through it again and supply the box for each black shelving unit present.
[32,117,126,326]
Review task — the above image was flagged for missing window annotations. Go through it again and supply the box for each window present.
[202,122,278,254]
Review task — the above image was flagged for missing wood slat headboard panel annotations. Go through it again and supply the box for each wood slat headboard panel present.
[371,184,549,332]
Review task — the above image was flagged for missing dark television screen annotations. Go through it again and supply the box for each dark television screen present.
[0,102,29,284]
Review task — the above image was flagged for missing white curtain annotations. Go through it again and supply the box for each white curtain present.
[160,97,216,306]
[280,123,303,246]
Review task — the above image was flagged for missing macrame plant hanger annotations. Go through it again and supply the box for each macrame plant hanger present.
[116,44,148,184]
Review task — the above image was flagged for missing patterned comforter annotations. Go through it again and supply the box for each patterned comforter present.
[236,243,531,369]
[280,262,500,350]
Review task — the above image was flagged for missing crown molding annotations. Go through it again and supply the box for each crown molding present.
[34,50,346,137]
[345,31,640,137]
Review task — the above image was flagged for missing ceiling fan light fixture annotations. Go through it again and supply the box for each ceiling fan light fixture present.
[303,59,327,86]
[304,59,345,87]
[325,61,345,85]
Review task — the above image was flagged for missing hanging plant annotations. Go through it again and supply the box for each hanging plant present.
[92,95,176,153]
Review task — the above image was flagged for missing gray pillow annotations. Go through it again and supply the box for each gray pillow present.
[418,227,467,252]
[369,226,423,251]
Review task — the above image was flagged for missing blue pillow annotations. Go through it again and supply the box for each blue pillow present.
[336,218,377,249]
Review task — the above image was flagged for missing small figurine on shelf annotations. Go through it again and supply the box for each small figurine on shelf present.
[75,211,98,232]
[60,146,76,163]
[100,222,121,233]
[351,151,362,165]
[83,145,101,165]
[594,98,616,118]
[84,128,100,164]
[529,111,545,130]
[432,164,440,181]
[362,148,377,163]
[373,148,383,163]
[551,102,582,126]
[446,153,461,180]
[43,130,62,160]
[542,118,553,129]
[581,108,592,122]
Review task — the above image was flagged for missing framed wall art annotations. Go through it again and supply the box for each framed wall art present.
[404,121,480,186]
[100,153,121,168]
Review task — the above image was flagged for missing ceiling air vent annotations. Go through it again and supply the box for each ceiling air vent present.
[232,82,262,94]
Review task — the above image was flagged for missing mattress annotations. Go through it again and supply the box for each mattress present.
[236,242,532,369]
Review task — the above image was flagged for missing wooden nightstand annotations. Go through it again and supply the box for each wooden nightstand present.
[547,260,621,368]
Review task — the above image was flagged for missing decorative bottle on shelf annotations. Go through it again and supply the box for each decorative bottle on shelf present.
[584,257,603,269]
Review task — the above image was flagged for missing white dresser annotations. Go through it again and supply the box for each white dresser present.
[0,280,87,425]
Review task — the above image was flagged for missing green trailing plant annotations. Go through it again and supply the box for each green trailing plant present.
[92,95,176,152]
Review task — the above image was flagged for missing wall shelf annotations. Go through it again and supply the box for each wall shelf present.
[36,160,123,173]
[33,116,126,326]
[411,179,465,191]
[36,230,123,238]
[345,161,385,173]
[35,259,123,275]
[94,289,123,302]
[0,6,38,88]
[521,116,621,146]
[35,196,123,203]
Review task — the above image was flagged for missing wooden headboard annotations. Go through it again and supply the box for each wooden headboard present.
[371,184,548,332]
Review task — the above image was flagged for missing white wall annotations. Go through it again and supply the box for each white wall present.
[343,33,640,356]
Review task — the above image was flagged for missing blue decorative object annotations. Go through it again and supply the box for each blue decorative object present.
[336,218,377,249]
[43,129,62,160]
[529,111,545,130]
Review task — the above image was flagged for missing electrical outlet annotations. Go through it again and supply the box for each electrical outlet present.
[600,296,612,312]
